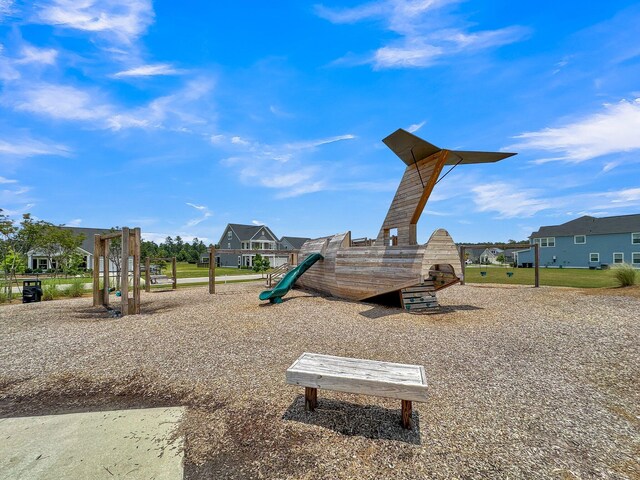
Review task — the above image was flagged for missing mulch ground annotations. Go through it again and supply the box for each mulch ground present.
[1,283,638,479]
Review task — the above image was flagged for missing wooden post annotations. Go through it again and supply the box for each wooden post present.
[93,235,102,306]
[145,257,151,293]
[120,227,130,316]
[305,387,317,411]
[172,256,177,290]
[534,243,540,288]
[208,247,215,294]
[460,246,466,285]
[401,400,412,429]
[131,228,141,314]
[102,239,110,306]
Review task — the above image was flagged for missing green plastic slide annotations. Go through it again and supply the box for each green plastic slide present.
[259,253,323,303]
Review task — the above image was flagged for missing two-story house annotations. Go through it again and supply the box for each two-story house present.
[215,224,310,268]
[516,214,640,268]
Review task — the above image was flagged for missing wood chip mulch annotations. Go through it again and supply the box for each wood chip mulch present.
[0,283,638,479]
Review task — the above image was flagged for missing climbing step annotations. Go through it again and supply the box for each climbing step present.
[400,282,439,312]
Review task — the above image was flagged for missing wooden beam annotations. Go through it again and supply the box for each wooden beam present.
[305,387,317,411]
[534,243,540,288]
[92,235,101,306]
[120,227,129,316]
[145,257,151,293]
[132,228,141,314]
[102,239,109,307]
[208,247,215,294]
[172,256,177,290]
[409,150,449,225]
[401,400,412,429]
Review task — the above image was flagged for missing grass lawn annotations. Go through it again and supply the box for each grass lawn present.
[464,265,620,288]
[172,262,266,278]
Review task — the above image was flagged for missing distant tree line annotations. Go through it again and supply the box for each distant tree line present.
[140,236,209,263]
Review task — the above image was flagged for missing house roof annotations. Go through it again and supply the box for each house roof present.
[280,236,310,249]
[61,227,113,254]
[223,223,278,243]
[531,214,640,238]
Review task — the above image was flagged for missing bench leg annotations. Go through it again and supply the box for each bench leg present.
[305,387,318,411]
[401,400,412,429]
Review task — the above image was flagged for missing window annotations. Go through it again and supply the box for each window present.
[38,258,48,269]
[227,230,232,239]
[574,235,586,244]
[613,252,624,264]
[538,237,555,248]
[633,253,640,265]
[633,233,640,244]
[589,253,599,263]
[227,242,231,248]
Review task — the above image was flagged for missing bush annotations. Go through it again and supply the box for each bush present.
[612,263,637,287]
[66,278,86,297]
[42,284,60,301]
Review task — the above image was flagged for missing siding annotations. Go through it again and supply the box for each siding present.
[517,232,640,268]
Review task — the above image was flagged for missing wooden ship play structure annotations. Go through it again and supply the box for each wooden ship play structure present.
[261,128,516,311]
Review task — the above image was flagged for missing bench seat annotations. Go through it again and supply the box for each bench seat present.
[286,352,428,429]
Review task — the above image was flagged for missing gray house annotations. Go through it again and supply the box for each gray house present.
[280,236,309,250]
[517,214,640,268]
[215,224,309,268]
[27,226,112,271]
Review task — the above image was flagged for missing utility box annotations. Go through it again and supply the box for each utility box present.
[22,280,43,303]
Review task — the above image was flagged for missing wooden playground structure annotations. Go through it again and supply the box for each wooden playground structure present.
[92,227,141,316]
[294,129,517,311]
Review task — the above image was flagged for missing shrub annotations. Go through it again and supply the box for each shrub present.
[612,263,637,287]
[66,278,86,297]
[42,284,60,301]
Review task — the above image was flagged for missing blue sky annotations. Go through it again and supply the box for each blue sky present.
[1,1,639,245]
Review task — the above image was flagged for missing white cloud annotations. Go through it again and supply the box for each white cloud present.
[509,98,640,163]
[66,218,82,226]
[184,202,212,228]
[317,0,528,69]
[8,83,112,121]
[113,63,183,78]
[34,0,154,44]
[4,78,213,132]
[214,132,357,198]
[0,137,71,157]
[252,219,265,226]
[407,120,425,133]
[0,176,17,183]
[16,45,58,65]
[472,182,550,218]
[0,0,13,19]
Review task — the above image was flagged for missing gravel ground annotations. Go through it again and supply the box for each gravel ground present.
[1,283,638,479]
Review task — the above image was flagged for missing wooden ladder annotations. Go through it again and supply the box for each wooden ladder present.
[400,280,438,312]
[267,263,291,287]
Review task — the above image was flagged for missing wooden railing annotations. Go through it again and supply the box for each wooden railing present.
[267,263,291,287]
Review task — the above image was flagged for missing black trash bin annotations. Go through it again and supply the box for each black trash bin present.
[23,280,43,303]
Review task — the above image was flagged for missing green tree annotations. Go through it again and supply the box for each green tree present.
[252,254,270,278]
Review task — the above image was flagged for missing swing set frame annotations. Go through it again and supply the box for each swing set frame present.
[459,243,539,287]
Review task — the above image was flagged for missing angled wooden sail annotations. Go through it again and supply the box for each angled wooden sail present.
[377,129,516,246]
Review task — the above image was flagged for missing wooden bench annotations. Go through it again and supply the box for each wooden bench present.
[150,274,172,285]
[286,352,428,429]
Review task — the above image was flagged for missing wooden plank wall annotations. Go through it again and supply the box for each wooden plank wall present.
[376,151,448,246]
[295,234,342,295]
[421,228,462,278]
